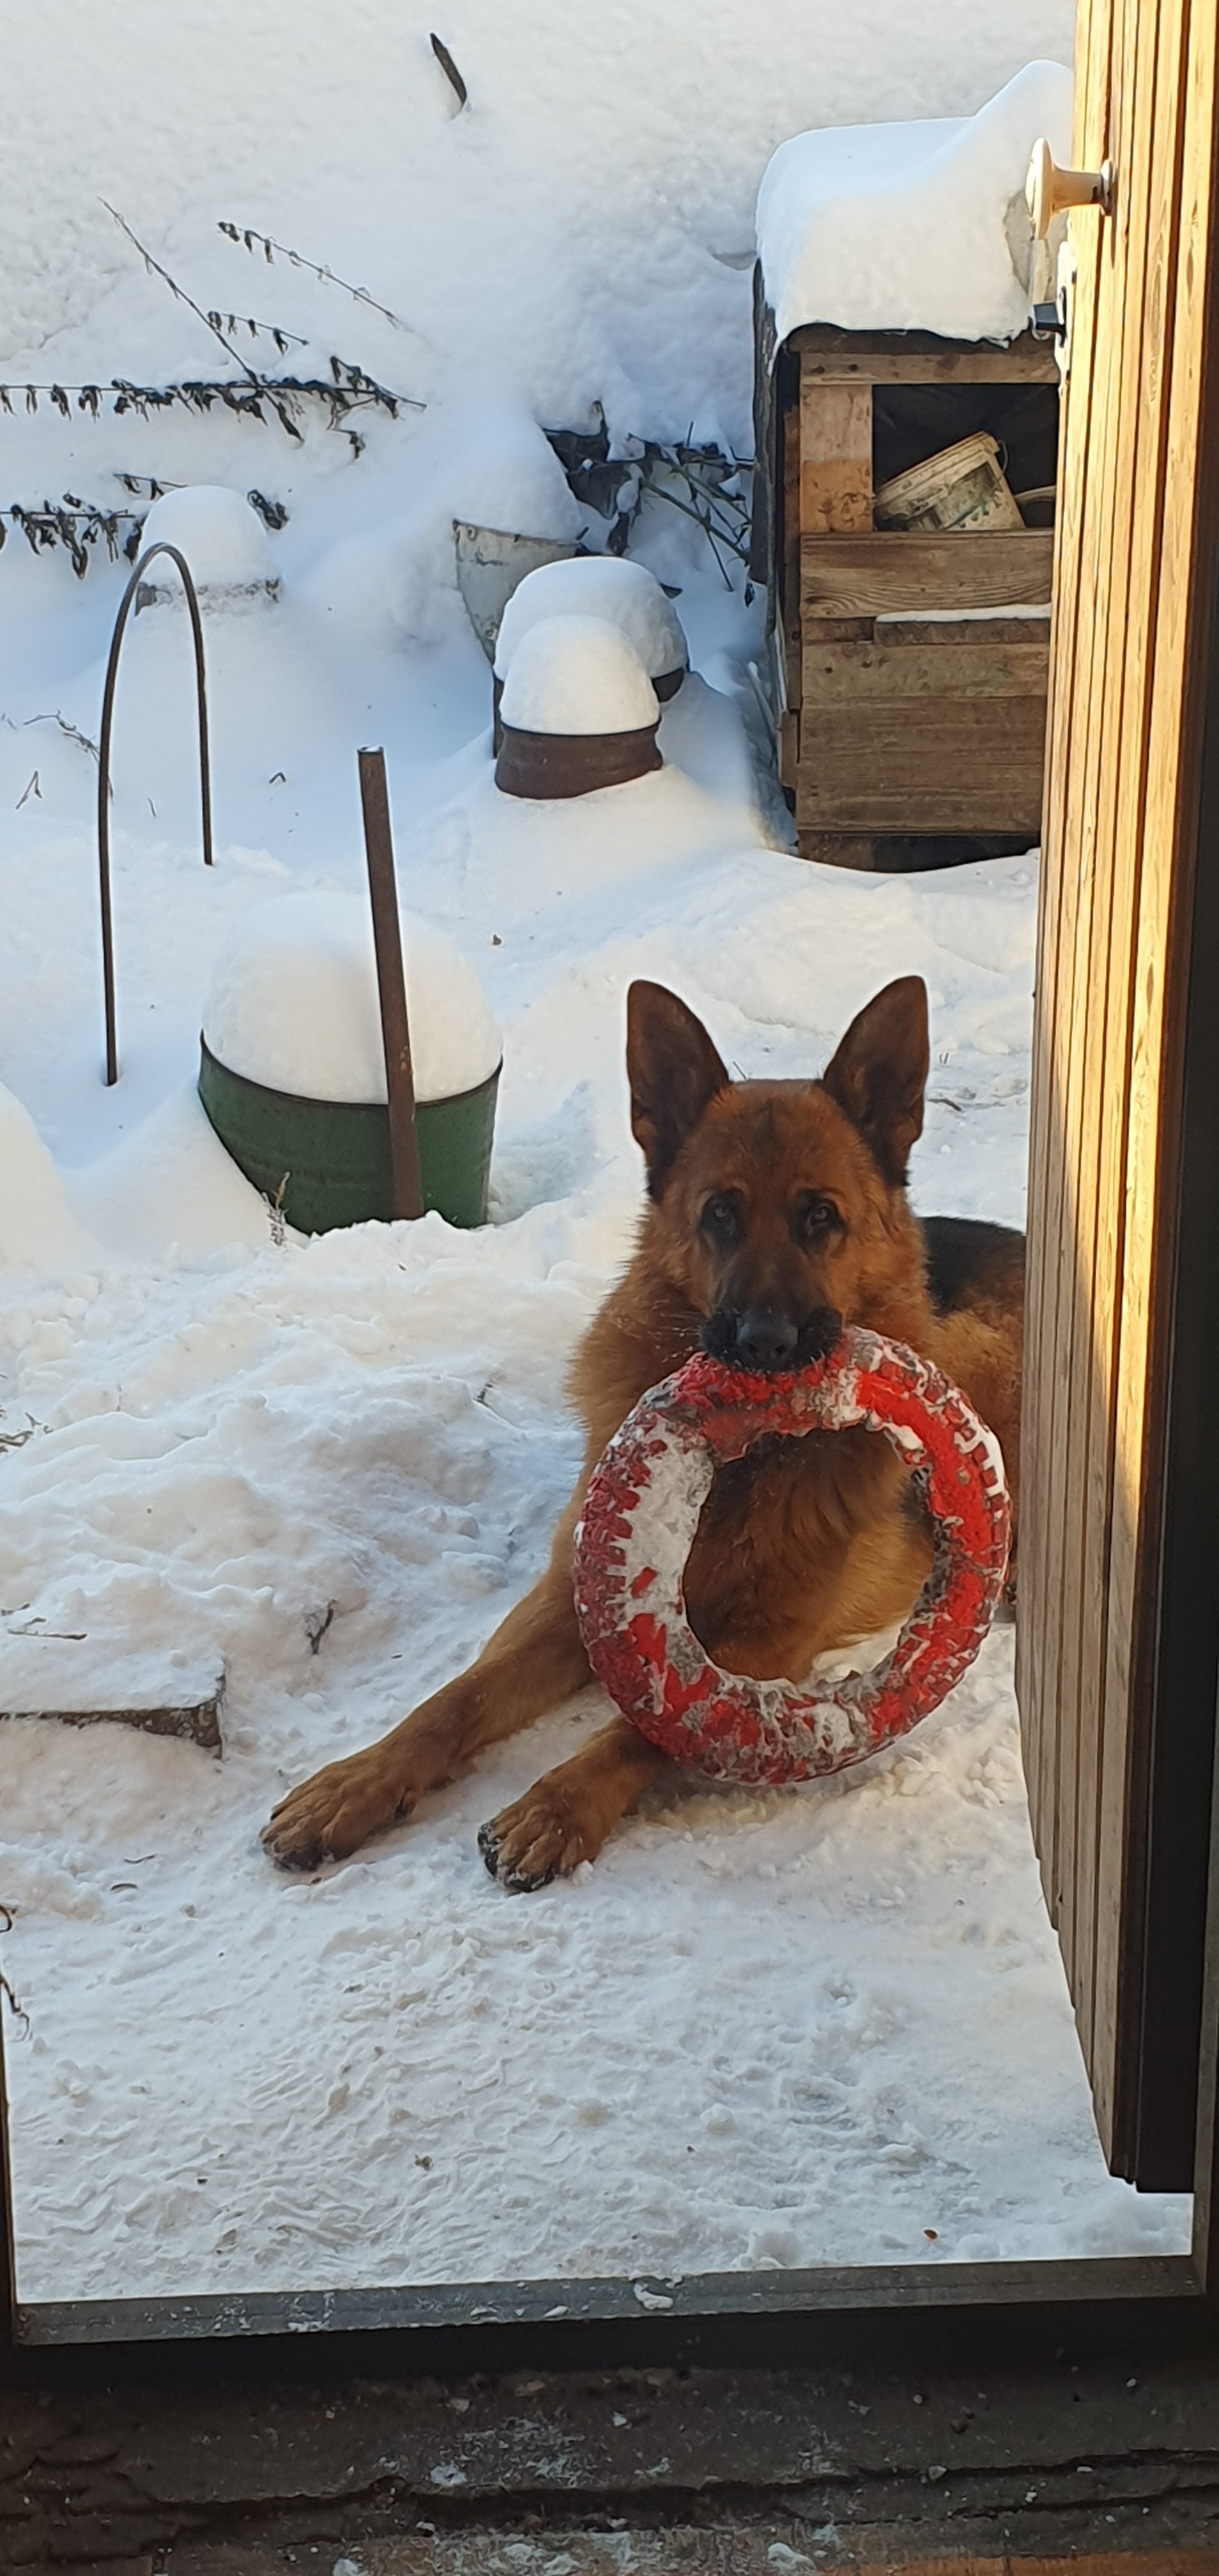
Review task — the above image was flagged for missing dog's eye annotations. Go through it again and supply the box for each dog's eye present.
[700,1191,744,1243]
[793,1194,840,1242]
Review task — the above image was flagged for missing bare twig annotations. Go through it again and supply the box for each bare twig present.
[643,477,735,585]
[0,1970,31,2036]
[0,1414,42,1452]
[305,1602,336,1654]
[218,222,414,335]
[431,33,468,105]
[26,712,100,763]
[264,1173,289,1246]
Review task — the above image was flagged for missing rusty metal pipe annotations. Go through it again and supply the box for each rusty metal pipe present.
[358,747,424,1222]
[97,540,213,1085]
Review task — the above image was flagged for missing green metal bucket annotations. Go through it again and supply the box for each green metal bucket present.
[198,1036,500,1234]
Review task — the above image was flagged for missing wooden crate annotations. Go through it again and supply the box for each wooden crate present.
[756,317,1059,859]
[800,613,1050,834]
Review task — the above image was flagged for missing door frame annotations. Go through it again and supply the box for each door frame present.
[1,1889,1217,2377]
[6,0,1219,2402]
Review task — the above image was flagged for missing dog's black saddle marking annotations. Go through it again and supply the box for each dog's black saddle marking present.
[921,1214,1025,1314]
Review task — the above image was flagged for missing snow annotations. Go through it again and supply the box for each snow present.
[202,893,502,1104]
[0,1087,95,1269]
[0,825,1193,2298]
[498,616,659,737]
[757,60,1075,345]
[495,558,687,683]
[0,0,1183,2313]
[1,2,1074,443]
[139,486,275,595]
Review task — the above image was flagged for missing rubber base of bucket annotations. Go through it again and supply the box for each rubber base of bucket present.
[198,1039,500,1235]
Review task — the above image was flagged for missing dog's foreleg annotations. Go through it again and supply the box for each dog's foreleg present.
[478,1715,675,1892]
[263,1501,591,1868]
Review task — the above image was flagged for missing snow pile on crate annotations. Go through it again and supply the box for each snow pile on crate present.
[203,894,502,1103]
[757,59,1074,345]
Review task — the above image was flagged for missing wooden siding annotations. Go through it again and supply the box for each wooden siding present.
[1017,0,1219,2184]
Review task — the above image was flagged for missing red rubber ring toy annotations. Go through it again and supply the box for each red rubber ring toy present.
[572,1326,1011,1786]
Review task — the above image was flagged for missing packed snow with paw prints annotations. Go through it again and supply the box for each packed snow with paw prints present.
[0,0,1191,2301]
[0,829,1191,2296]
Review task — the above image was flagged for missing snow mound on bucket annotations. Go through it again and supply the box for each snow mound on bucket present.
[495,556,687,681]
[499,615,659,735]
[139,486,275,592]
[756,59,1073,345]
[203,893,502,1106]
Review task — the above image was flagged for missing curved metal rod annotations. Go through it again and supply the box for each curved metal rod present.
[97,540,213,1086]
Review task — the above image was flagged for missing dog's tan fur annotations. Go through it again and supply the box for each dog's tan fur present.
[263,975,1023,1889]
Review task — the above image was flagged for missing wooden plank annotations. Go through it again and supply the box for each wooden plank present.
[789,324,1060,382]
[781,399,802,707]
[1018,0,1112,1960]
[1068,0,1176,2103]
[797,735,1046,830]
[798,795,1045,834]
[1016,0,1115,1951]
[857,2563,1219,2576]
[802,639,1049,702]
[1036,0,1147,2054]
[1018,0,1219,2188]
[798,369,872,532]
[0,1641,224,1750]
[778,707,798,791]
[801,530,1054,618]
[0,1692,222,1749]
[1098,0,1219,2177]
[1006,2561,1219,2576]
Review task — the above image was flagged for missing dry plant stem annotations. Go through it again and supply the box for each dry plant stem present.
[103,201,268,387]
[218,222,415,335]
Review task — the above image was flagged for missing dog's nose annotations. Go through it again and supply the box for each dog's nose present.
[735,1308,800,1369]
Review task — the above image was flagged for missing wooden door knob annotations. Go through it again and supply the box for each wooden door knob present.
[1025,137,1116,239]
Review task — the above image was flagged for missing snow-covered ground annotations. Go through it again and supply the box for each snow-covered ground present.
[0,0,1192,2304]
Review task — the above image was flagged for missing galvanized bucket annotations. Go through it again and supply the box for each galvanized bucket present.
[452,523,579,661]
[198,1038,500,1234]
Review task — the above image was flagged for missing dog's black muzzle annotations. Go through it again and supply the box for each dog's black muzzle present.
[700,1303,843,1374]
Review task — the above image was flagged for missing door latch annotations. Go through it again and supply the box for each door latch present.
[1025,137,1116,240]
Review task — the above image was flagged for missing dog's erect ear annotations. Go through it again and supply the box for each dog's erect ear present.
[821,976,930,1185]
[627,981,731,1197]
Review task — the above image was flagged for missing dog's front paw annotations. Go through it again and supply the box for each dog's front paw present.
[262,1749,410,1869]
[478,1783,599,1893]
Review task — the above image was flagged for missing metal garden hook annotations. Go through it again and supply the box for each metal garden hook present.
[97,540,213,1085]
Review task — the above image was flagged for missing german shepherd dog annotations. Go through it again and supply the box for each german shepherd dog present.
[263,975,1023,1889]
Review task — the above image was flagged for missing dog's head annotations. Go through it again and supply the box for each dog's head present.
[627,976,930,1372]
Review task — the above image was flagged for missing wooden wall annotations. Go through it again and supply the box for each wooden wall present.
[1018,0,1219,2188]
